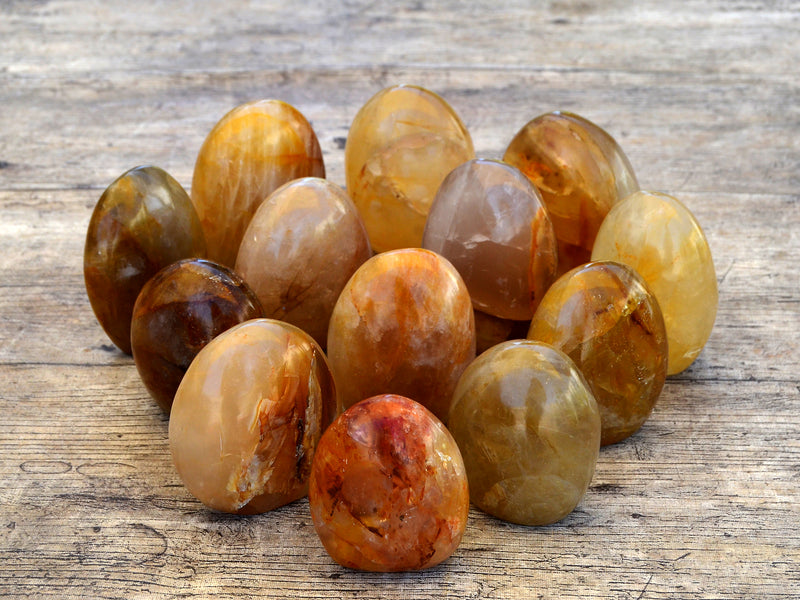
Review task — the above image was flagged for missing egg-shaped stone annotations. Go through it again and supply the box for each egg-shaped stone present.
[235,178,371,348]
[345,85,475,252]
[84,165,206,354]
[191,99,325,267]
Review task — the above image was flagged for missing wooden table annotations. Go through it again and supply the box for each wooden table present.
[2,2,798,598]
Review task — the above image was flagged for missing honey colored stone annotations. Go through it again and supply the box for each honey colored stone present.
[503,111,639,274]
[344,85,475,252]
[591,191,718,374]
[169,319,337,514]
[422,159,558,320]
[448,340,600,526]
[84,165,206,354]
[528,261,667,445]
[326,248,475,422]
[309,394,469,572]
[191,100,325,267]
[235,178,371,348]
[131,259,264,413]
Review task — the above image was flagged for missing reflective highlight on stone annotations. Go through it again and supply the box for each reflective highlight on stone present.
[191,100,325,267]
[131,259,264,413]
[448,340,600,526]
[422,159,558,321]
[309,394,469,572]
[84,165,206,354]
[326,248,475,422]
[169,319,336,514]
[503,111,639,274]
[235,178,371,348]
[528,261,667,445]
[591,191,718,374]
[345,85,475,252]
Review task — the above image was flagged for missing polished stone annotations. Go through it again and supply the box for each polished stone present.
[169,319,337,514]
[345,85,474,252]
[528,261,667,445]
[503,111,639,274]
[235,177,371,348]
[591,191,718,374]
[309,394,469,572]
[131,258,264,413]
[84,165,206,354]
[422,159,558,320]
[326,248,475,422]
[191,100,325,267]
[448,340,600,526]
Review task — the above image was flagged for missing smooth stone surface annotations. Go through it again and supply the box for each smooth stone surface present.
[503,111,639,274]
[83,165,207,354]
[169,319,337,514]
[344,84,474,252]
[448,340,600,526]
[308,394,469,572]
[191,99,325,267]
[422,158,558,320]
[591,191,718,374]
[130,258,264,413]
[528,261,668,445]
[235,178,371,348]
[326,248,475,422]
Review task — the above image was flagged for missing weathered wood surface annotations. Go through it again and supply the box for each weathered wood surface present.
[1,1,798,598]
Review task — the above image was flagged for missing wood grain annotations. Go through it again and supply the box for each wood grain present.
[1,1,799,598]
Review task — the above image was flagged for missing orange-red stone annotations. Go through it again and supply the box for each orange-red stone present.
[309,394,469,572]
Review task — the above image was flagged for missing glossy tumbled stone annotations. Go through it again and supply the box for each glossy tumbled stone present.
[345,85,475,252]
[235,178,371,348]
[326,248,475,422]
[528,261,667,445]
[503,111,639,274]
[131,259,264,413]
[169,319,337,514]
[422,159,558,321]
[591,191,718,374]
[309,394,469,572]
[448,340,600,526]
[191,100,325,267]
[84,165,206,354]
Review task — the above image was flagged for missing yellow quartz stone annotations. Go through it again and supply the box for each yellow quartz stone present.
[591,191,718,374]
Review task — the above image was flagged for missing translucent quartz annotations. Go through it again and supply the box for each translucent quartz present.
[422,159,558,321]
[235,178,371,348]
[326,248,475,422]
[130,259,264,413]
[591,191,718,374]
[309,394,469,572]
[191,100,325,267]
[84,165,206,354]
[169,319,337,514]
[345,85,474,252]
[528,261,667,445]
[448,340,600,526]
[503,111,639,274]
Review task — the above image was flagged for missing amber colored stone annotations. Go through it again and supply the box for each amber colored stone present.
[84,165,207,354]
[422,159,558,320]
[528,261,667,445]
[591,191,718,374]
[448,340,600,526]
[191,100,325,267]
[309,394,469,572]
[326,248,475,422]
[345,85,475,252]
[235,178,371,348]
[503,111,639,274]
[130,259,264,413]
[168,319,337,514]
